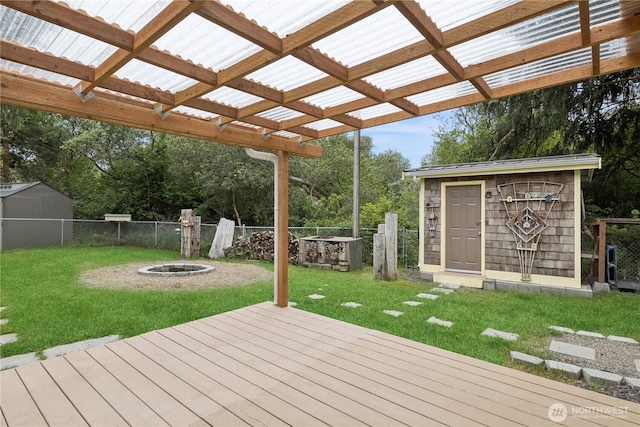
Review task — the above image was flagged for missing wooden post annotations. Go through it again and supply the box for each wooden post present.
[373,233,386,280]
[595,220,606,283]
[276,151,289,307]
[385,212,398,280]
[180,209,201,259]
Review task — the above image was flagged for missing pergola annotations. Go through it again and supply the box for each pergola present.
[1,0,639,306]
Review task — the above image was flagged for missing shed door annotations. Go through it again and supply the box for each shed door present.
[445,185,481,273]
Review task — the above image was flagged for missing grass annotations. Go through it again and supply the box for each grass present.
[0,247,273,358]
[1,247,639,368]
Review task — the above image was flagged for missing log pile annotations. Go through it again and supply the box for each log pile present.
[224,231,299,264]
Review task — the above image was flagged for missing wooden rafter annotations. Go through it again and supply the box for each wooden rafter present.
[1,0,639,148]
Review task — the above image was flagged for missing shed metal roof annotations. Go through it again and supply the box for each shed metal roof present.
[0,181,41,198]
[402,153,602,178]
[1,1,639,158]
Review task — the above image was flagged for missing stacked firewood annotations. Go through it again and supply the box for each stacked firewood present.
[224,231,299,264]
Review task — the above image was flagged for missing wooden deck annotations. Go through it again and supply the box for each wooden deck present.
[1,302,638,426]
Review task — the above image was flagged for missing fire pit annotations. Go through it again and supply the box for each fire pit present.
[138,263,214,276]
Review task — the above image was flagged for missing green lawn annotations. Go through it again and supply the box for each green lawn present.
[1,247,639,367]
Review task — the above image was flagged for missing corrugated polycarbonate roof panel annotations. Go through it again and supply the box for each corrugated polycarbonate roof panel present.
[312,6,424,67]
[245,56,328,91]
[484,48,592,88]
[204,87,263,109]
[116,59,199,93]
[304,119,343,131]
[407,81,477,106]
[152,13,261,71]
[589,0,622,26]
[0,59,78,86]
[418,0,521,32]
[600,38,627,60]
[349,103,402,121]
[172,105,218,120]
[0,6,117,66]
[302,87,364,109]
[449,3,580,68]
[257,107,304,122]
[363,56,447,91]
[220,0,349,38]
[62,0,171,33]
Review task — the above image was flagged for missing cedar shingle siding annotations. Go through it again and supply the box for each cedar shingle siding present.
[423,171,575,278]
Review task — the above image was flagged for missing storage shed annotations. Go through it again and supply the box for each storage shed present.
[403,154,601,293]
[0,182,73,250]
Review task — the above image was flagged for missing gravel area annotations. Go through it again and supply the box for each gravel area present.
[81,261,273,291]
[545,333,640,403]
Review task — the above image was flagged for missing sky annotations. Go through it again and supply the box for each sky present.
[362,111,453,168]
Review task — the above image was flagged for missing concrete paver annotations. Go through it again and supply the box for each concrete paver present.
[42,335,119,359]
[576,330,605,338]
[624,377,640,390]
[549,340,596,360]
[430,287,454,295]
[510,351,544,367]
[481,328,519,341]
[607,335,639,344]
[545,360,582,379]
[0,333,18,345]
[0,352,40,370]
[582,368,623,386]
[548,325,575,334]
[416,293,438,300]
[427,316,453,327]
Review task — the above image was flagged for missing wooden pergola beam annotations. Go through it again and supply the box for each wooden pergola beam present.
[0,72,321,159]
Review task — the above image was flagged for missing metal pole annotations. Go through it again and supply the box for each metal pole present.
[61,219,64,247]
[353,129,360,238]
[155,222,158,247]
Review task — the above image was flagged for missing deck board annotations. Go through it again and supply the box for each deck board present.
[1,301,639,426]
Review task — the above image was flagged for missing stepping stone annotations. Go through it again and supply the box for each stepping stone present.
[416,293,438,300]
[341,302,362,308]
[635,359,640,373]
[430,288,454,295]
[0,307,5,312]
[607,335,639,344]
[427,316,453,327]
[582,368,623,386]
[382,310,403,317]
[576,330,605,338]
[43,335,119,359]
[439,283,461,290]
[0,333,17,345]
[549,340,595,360]
[0,319,8,326]
[625,377,640,390]
[287,302,297,307]
[545,360,582,379]
[0,352,39,370]
[402,301,422,306]
[510,351,544,367]
[481,328,519,341]
[307,294,325,299]
[549,325,575,334]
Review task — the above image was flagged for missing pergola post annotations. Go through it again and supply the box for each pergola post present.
[276,150,289,307]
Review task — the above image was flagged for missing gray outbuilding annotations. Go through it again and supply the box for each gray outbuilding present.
[0,182,73,250]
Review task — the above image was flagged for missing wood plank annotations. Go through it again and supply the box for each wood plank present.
[40,356,128,427]
[218,309,548,426]
[63,350,170,426]
[0,369,47,427]
[85,345,206,426]
[250,304,640,426]
[231,306,560,427]
[14,362,87,426]
[0,407,8,427]
[127,334,288,427]
[106,339,249,426]
[161,325,363,426]
[179,322,412,427]
[141,330,327,426]
[276,151,289,307]
[194,314,488,426]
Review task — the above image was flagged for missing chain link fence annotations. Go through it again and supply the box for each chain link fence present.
[0,218,420,267]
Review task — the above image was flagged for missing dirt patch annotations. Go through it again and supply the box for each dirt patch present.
[80,261,273,291]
